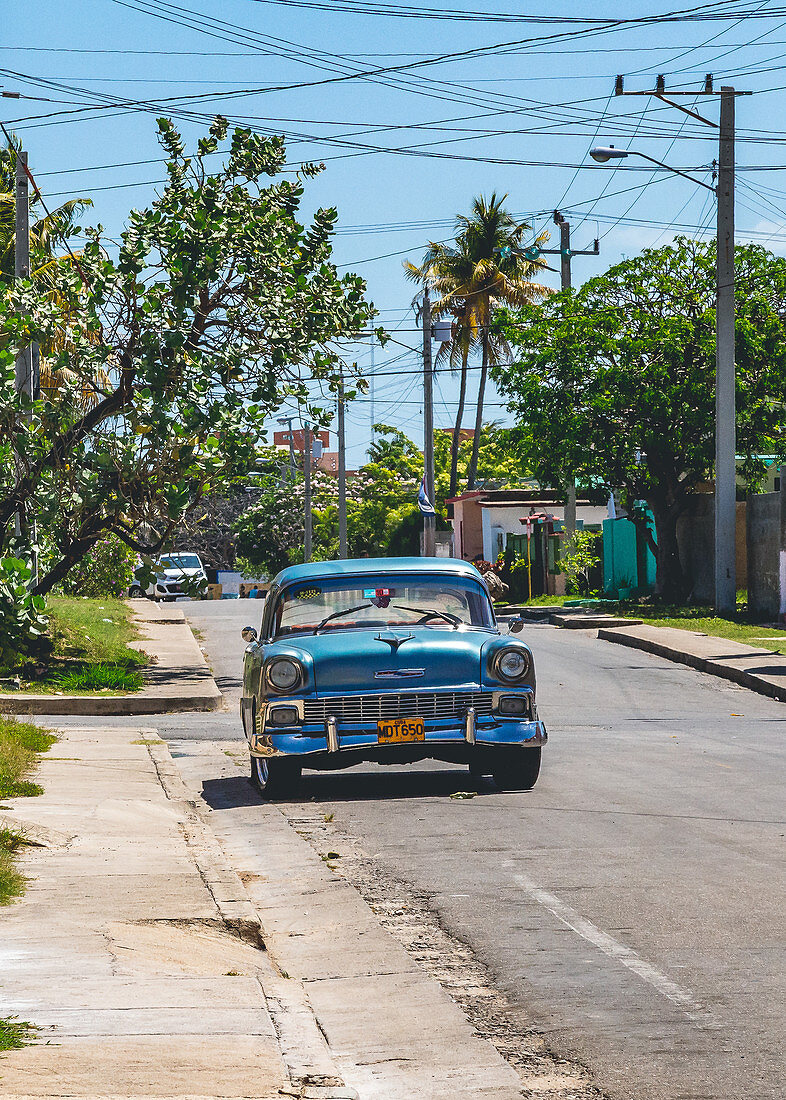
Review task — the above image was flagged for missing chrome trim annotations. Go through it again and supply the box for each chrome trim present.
[262,698,304,725]
[326,715,339,753]
[465,705,476,745]
[374,668,425,680]
[303,691,495,724]
[491,689,534,719]
[248,730,286,757]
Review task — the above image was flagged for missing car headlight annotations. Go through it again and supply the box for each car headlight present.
[492,647,530,683]
[266,657,304,693]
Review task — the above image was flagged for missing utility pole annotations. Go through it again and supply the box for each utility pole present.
[524,214,599,536]
[303,422,312,563]
[337,379,347,559]
[611,74,750,614]
[543,212,599,535]
[15,150,32,405]
[276,416,297,481]
[422,288,436,557]
[14,148,31,547]
[715,87,736,614]
[369,333,375,457]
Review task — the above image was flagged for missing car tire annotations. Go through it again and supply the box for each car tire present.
[250,755,302,800]
[492,747,541,791]
[129,585,145,598]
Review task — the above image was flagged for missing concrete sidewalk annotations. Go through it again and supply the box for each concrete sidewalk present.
[1,601,221,716]
[599,622,786,702]
[0,726,354,1100]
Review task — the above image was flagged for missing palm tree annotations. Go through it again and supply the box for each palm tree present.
[405,239,480,498]
[407,194,550,492]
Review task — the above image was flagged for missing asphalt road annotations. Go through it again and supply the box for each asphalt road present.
[180,599,785,1100]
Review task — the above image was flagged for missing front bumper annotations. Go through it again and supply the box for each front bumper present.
[248,699,547,759]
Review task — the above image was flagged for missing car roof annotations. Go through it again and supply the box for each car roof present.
[273,557,482,589]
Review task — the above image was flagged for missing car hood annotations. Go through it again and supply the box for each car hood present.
[288,628,497,692]
[158,567,204,579]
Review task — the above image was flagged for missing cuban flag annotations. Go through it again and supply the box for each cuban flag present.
[418,474,436,516]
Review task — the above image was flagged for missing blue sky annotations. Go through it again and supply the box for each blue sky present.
[5,1,786,467]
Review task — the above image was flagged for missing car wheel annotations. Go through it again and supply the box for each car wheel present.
[250,755,302,800]
[129,585,145,598]
[492,747,541,791]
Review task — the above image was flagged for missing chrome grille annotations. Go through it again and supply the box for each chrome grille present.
[303,691,494,724]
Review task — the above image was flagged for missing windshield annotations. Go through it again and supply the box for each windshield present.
[273,573,494,637]
[160,554,201,571]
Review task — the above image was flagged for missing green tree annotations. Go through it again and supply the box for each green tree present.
[494,239,786,600]
[406,194,550,493]
[0,117,373,595]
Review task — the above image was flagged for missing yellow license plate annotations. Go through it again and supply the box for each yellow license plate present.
[377,717,425,744]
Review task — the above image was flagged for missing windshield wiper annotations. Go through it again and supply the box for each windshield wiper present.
[392,604,462,628]
[313,602,372,634]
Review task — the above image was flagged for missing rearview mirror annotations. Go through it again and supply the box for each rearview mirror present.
[241,626,258,643]
[509,617,525,634]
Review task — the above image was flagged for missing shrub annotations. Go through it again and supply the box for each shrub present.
[0,558,49,669]
[560,530,602,595]
[60,536,137,598]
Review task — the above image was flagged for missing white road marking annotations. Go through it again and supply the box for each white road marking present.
[514,873,719,1026]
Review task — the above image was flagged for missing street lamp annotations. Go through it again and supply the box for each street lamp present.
[590,137,736,613]
[590,147,716,192]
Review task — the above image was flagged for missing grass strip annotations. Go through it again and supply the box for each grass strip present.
[0,1016,36,1051]
[0,597,148,694]
[0,715,54,904]
[48,597,146,667]
[622,609,786,653]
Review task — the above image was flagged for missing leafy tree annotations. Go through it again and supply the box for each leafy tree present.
[0,117,373,595]
[494,239,786,599]
[406,193,549,492]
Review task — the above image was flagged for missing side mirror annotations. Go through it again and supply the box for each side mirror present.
[241,626,258,644]
[509,617,525,634]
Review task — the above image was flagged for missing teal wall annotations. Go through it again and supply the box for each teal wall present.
[602,513,656,597]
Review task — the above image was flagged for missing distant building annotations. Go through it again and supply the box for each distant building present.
[272,428,348,477]
[273,428,330,452]
[447,488,608,562]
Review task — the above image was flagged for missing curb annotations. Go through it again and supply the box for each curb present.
[0,602,222,716]
[598,626,786,703]
[0,688,221,716]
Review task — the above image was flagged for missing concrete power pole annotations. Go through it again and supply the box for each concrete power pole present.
[13,148,32,547]
[15,150,32,404]
[715,87,736,614]
[338,379,347,559]
[303,423,312,563]
[543,212,600,536]
[610,75,750,613]
[422,288,436,557]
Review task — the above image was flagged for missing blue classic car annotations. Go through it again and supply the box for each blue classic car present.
[240,557,546,797]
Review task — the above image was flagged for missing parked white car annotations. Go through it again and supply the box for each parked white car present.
[129,553,208,601]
